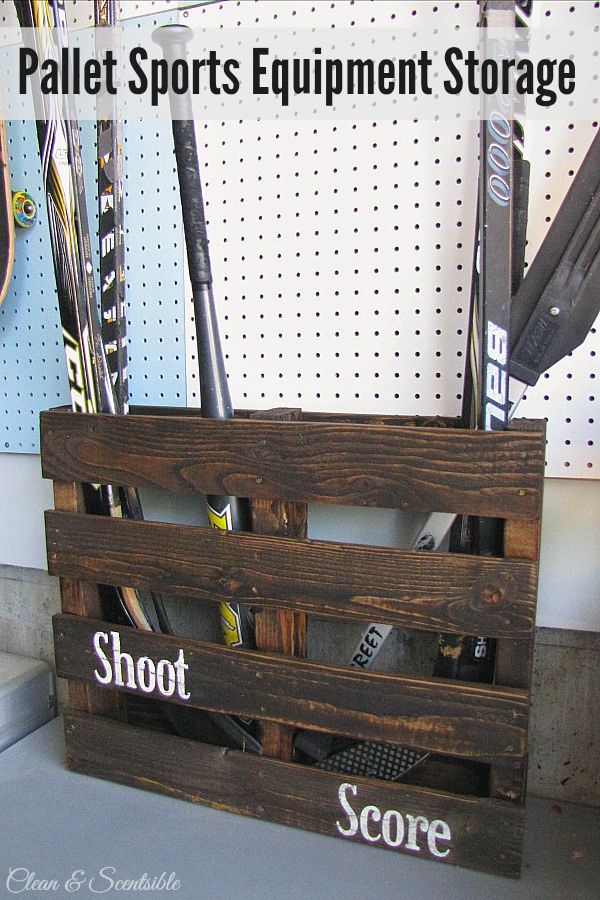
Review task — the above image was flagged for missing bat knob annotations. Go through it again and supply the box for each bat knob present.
[152,23,193,57]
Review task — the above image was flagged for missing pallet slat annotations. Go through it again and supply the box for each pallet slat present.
[53,614,529,762]
[249,405,309,761]
[45,510,538,639]
[40,409,545,518]
[53,482,124,720]
[134,405,460,427]
[63,711,524,878]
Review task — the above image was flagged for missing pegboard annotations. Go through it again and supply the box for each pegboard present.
[0,0,598,479]
[181,0,599,478]
[0,3,184,452]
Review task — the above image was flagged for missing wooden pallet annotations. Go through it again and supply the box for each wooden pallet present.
[41,405,545,878]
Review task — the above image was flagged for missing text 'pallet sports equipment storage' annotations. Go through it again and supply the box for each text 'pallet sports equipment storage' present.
[42,405,545,878]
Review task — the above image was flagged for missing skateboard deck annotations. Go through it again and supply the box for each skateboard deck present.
[0,118,15,305]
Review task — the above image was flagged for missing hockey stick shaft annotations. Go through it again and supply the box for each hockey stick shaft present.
[95,0,128,415]
[16,1,259,751]
[346,0,523,681]
[91,0,176,634]
[433,0,516,685]
[15,0,155,632]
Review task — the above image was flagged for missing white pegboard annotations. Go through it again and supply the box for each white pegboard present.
[178,0,599,478]
[55,0,182,25]
[184,116,478,413]
[0,0,598,477]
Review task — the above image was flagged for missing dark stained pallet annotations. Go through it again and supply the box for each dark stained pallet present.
[42,407,545,879]
[53,614,529,763]
[64,711,525,879]
[45,510,538,639]
[40,408,545,518]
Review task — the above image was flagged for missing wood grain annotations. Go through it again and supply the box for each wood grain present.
[53,482,123,720]
[490,506,543,801]
[249,407,308,761]
[45,509,538,639]
[132,404,461,427]
[54,614,529,762]
[63,711,525,878]
[40,408,545,518]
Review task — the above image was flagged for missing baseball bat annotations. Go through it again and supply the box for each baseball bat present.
[152,25,255,650]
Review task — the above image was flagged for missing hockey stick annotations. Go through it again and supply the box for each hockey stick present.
[433,0,520,682]
[15,0,152,632]
[17,0,258,752]
[95,0,128,416]
[152,24,259,750]
[298,0,524,773]
[321,0,534,689]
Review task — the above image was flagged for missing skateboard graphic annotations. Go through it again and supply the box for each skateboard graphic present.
[0,118,36,305]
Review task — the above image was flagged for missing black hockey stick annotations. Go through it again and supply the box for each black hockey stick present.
[95,0,128,416]
[17,0,258,752]
[152,24,259,749]
[433,0,520,682]
[15,0,155,632]
[300,0,525,775]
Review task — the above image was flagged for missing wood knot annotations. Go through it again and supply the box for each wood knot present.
[481,583,506,606]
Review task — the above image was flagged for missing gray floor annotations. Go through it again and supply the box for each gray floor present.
[1,718,599,900]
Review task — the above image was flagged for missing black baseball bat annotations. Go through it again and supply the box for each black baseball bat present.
[152,26,255,650]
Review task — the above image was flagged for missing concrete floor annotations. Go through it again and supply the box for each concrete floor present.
[1,718,599,900]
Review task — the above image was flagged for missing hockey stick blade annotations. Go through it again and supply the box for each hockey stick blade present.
[510,130,600,344]
[510,132,600,386]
